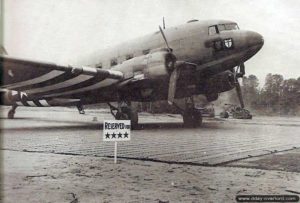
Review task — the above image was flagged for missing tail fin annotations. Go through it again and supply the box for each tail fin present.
[0,45,8,55]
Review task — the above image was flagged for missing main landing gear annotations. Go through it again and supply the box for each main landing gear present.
[108,101,138,129]
[8,105,17,119]
[107,96,201,129]
[173,97,202,128]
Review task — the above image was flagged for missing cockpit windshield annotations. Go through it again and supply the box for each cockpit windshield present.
[208,23,239,35]
[218,23,239,31]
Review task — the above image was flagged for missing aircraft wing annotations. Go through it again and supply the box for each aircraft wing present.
[0,55,124,97]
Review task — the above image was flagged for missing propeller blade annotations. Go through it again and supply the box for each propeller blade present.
[168,68,180,105]
[240,63,245,76]
[236,63,245,78]
[235,79,245,108]
[159,25,172,52]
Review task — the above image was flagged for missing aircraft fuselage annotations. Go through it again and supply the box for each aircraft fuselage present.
[71,19,264,104]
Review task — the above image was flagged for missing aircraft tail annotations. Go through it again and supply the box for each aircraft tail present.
[0,45,8,55]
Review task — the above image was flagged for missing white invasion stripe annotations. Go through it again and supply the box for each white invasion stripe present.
[44,78,117,98]
[16,101,23,106]
[11,90,18,96]
[27,101,37,106]
[4,70,64,89]
[26,75,93,94]
[39,100,50,106]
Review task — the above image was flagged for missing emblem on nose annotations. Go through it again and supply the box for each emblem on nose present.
[224,38,233,48]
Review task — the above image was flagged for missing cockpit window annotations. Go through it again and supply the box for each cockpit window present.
[208,25,218,35]
[226,23,239,30]
[218,24,226,32]
[209,23,239,35]
[218,23,239,32]
[208,23,239,35]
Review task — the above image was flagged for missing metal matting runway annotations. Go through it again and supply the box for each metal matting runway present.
[1,107,300,165]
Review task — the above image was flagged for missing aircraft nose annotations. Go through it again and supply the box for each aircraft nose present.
[246,31,264,49]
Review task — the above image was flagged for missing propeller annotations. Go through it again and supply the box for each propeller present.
[159,26,172,53]
[235,80,245,108]
[0,45,8,55]
[168,66,180,104]
[158,26,179,105]
[234,63,245,108]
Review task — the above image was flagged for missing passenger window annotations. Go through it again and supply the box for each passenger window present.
[125,54,133,60]
[208,25,218,35]
[179,39,184,48]
[96,62,102,69]
[110,58,118,67]
[142,49,150,55]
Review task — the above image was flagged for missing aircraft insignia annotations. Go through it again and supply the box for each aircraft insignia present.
[224,38,233,48]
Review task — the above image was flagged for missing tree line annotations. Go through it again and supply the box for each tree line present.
[227,74,300,116]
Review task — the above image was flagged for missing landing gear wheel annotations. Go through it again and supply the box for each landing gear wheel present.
[115,112,129,120]
[129,109,139,130]
[115,107,139,130]
[183,109,202,128]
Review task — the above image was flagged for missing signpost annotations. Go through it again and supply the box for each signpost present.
[103,120,131,164]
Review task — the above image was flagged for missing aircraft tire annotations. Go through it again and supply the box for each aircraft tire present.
[116,107,139,129]
[115,112,128,120]
[129,109,139,130]
[183,109,202,128]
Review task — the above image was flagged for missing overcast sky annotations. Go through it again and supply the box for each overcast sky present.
[3,0,300,85]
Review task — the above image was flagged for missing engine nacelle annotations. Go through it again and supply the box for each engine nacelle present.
[203,70,235,94]
[143,50,176,80]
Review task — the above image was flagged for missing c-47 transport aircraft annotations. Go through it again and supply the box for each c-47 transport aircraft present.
[0,19,264,128]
